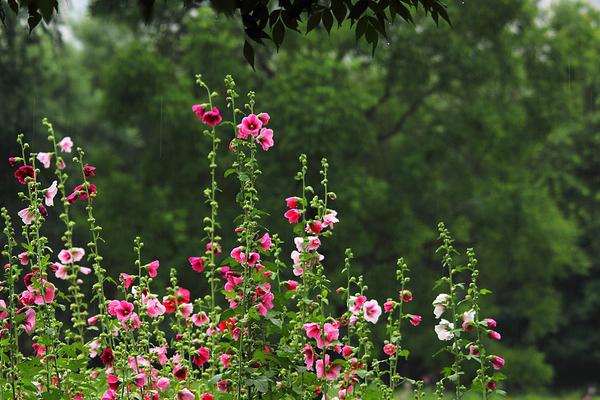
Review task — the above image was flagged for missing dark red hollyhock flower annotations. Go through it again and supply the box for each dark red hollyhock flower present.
[173,365,188,381]
[66,192,78,204]
[162,297,177,313]
[201,107,222,127]
[38,205,48,217]
[100,348,115,367]
[75,183,97,200]
[83,164,96,178]
[14,165,35,184]
[8,157,18,167]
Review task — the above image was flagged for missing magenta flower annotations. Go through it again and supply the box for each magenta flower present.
[201,106,222,127]
[230,246,246,263]
[488,330,502,341]
[400,289,413,302]
[257,128,274,151]
[23,308,36,333]
[316,354,341,380]
[188,256,205,273]
[257,112,270,125]
[37,152,52,168]
[148,260,159,277]
[240,114,263,137]
[409,314,422,327]
[383,343,397,356]
[259,233,272,251]
[485,318,497,327]
[59,137,73,153]
[383,300,395,313]
[284,208,301,223]
[284,280,299,291]
[192,311,210,326]
[192,104,205,118]
[157,377,170,391]
[114,300,134,321]
[491,355,505,370]
[285,196,300,208]
[18,251,29,266]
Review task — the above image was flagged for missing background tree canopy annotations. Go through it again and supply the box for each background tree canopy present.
[1,0,449,65]
[1,0,599,394]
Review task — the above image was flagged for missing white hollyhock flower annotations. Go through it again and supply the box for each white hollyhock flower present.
[435,319,455,341]
[432,293,450,319]
[463,309,476,323]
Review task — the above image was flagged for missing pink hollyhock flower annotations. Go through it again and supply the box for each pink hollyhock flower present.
[349,315,358,325]
[58,249,72,264]
[316,354,342,380]
[157,377,170,391]
[487,381,497,391]
[44,181,58,207]
[285,280,299,291]
[306,236,321,251]
[247,252,260,267]
[257,128,274,151]
[32,282,56,305]
[20,290,34,306]
[14,165,35,184]
[18,208,35,225]
[485,318,497,328]
[284,208,301,223]
[193,347,211,367]
[217,380,230,393]
[383,300,395,313]
[303,343,315,370]
[53,263,68,280]
[8,157,18,166]
[409,314,422,326]
[146,298,166,318]
[306,220,323,234]
[400,289,413,302]
[201,107,222,127]
[383,344,396,356]
[469,344,480,356]
[177,388,195,400]
[192,104,205,118]
[363,300,382,324]
[435,319,455,341]
[179,303,193,318]
[303,323,321,340]
[134,373,147,388]
[88,339,101,358]
[491,355,505,370]
[0,300,7,320]
[206,241,221,255]
[87,315,99,325]
[175,288,191,304]
[349,295,367,315]
[119,273,133,290]
[148,260,159,277]
[37,152,52,168]
[488,330,501,341]
[188,257,205,273]
[24,308,36,333]
[18,251,29,265]
[192,311,210,326]
[230,246,246,263]
[342,345,353,358]
[220,353,232,369]
[259,233,272,251]
[59,137,73,153]
[285,196,300,208]
[114,301,134,321]
[71,247,85,262]
[432,293,450,319]
[257,112,270,125]
[150,345,168,365]
[80,266,91,275]
[322,210,339,229]
[240,114,263,137]
[83,164,96,178]
[316,322,339,349]
[101,390,117,400]
[462,309,476,332]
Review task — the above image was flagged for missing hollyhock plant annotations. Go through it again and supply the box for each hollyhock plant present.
[0,77,506,400]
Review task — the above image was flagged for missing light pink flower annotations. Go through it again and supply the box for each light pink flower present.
[18,251,29,265]
[363,300,382,324]
[146,298,166,318]
[259,233,272,251]
[24,308,36,333]
[257,128,274,151]
[18,208,35,225]
[316,322,339,349]
[79,266,91,275]
[303,343,315,370]
[315,354,341,380]
[148,260,159,277]
[37,152,52,168]
[322,210,339,229]
[306,236,321,251]
[192,311,210,326]
[348,295,367,315]
[59,137,73,153]
[179,303,193,318]
[177,388,195,400]
[53,263,68,280]
[220,353,232,369]
[157,377,170,391]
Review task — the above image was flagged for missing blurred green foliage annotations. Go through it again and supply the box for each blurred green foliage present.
[1,0,599,393]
